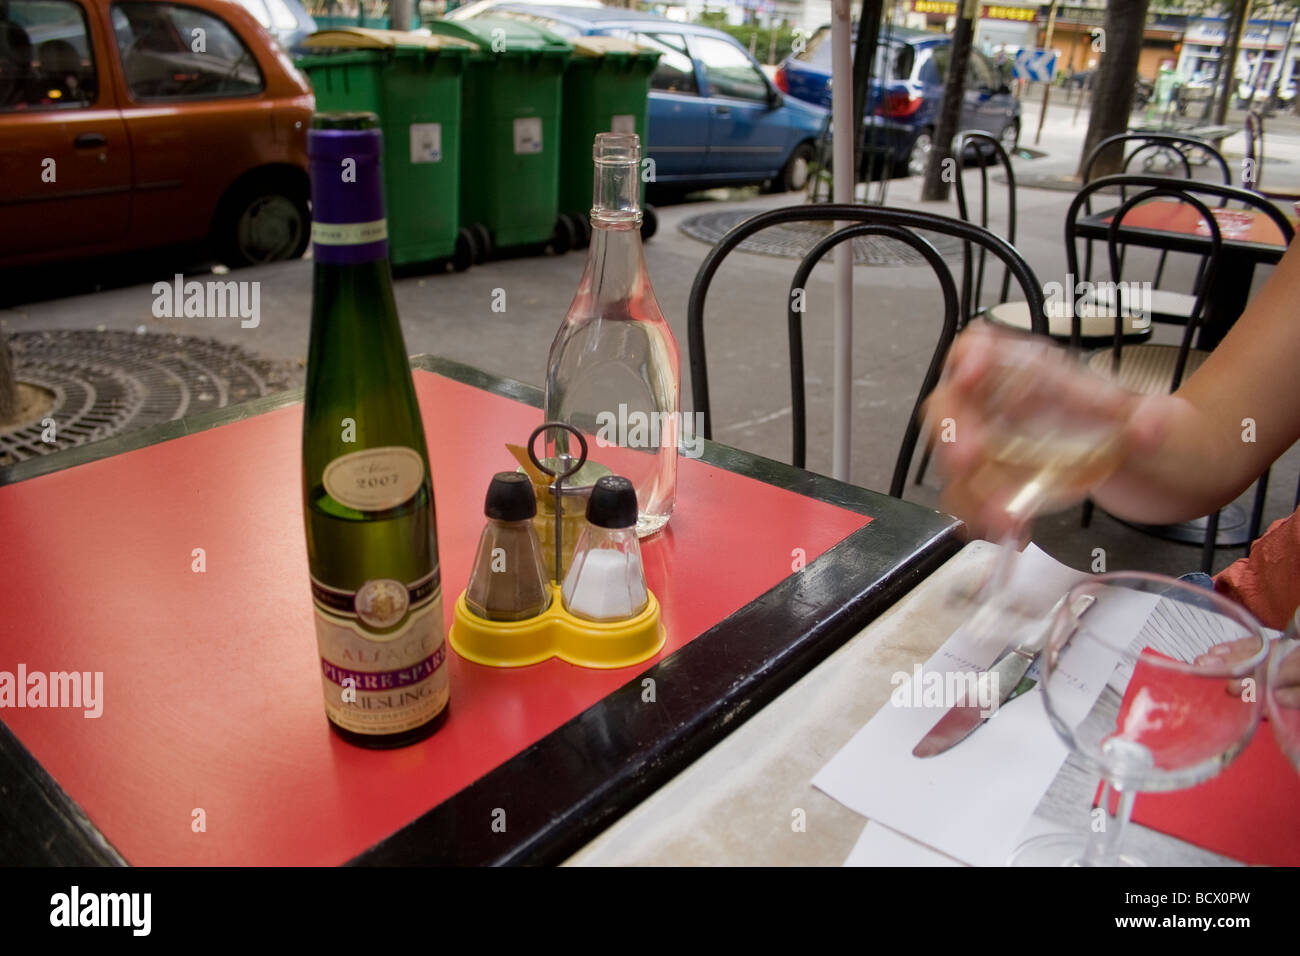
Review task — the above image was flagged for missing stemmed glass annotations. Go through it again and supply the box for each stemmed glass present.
[946,335,1127,633]
[1012,572,1269,866]
[1267,612,1300,772]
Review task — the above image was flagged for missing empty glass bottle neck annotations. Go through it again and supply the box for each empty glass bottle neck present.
[592,158,642,227]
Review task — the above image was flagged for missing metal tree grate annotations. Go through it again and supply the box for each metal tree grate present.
[0,330,303,464]
[677,208,968,265]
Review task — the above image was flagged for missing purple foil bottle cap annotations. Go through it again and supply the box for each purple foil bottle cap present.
[308,112,388,265]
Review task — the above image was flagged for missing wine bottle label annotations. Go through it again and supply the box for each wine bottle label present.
[313,570,449,736]
[322,447,425,512]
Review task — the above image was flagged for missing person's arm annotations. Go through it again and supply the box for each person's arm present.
[1093,236,1300,523]
[925,238,1300,536]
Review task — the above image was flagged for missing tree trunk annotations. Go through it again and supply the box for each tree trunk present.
[852,0,885,184]
[921,1,975,201]
[0,332,17,425]
[1076,0,1151,179]
[1214,0,1251,126]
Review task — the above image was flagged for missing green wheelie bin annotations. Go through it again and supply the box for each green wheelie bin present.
[424,18,571,259]
[557,36,660,246]
[299,28,478,270]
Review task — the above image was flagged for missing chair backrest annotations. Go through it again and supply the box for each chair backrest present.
[1077,138,1232,294]
[952,129,1017,325]
[1244,110,1265,191]
[1065,175,1294,377]
[1080,132,1232,188]
[686,203,1047,497]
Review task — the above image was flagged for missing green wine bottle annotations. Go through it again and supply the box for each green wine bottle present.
[302,112,449,748]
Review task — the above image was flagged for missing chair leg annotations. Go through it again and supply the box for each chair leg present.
[1081,497,1094,528]
[1200,510,1220,574]
[914,436,935,486]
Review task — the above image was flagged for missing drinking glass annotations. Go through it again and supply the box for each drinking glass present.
[949,335,1126,628]
[1267,612,1300,772]
[1011,572,1269,866]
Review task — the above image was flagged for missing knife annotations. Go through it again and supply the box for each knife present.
[911,592,1095,758]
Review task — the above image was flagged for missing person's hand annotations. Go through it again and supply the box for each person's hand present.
[922,323,1167,539]
[1197,636,1300,707]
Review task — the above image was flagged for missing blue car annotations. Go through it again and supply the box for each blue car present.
[775,25,1020,177]
[453,3,828,193]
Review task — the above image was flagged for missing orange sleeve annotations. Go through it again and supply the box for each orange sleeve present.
[1214,508,1300,631]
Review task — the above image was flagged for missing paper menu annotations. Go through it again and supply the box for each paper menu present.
[812,545,1161,867]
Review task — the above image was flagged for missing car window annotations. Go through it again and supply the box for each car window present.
[234,0,271,29]
[265,0,299,31]
[482,9,581,39]
[636,32,697,95]
[112,2,264,100]
[0,0,98,111]
[691,34,767,102]
[967,52,995,90]
[795,27,909,80]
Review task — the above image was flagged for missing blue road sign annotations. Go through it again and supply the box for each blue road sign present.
[1013,49,1059,82]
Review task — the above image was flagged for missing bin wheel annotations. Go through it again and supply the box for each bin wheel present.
[453,227,479,272]
[470,223,493,264]
[640,204,658,242]
[551,215,577,255]
[575,215,592,248]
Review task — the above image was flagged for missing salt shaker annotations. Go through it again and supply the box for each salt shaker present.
[561,475,649,622]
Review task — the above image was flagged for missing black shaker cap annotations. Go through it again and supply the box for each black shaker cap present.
[485,472,537,521]
[585,475,638,529]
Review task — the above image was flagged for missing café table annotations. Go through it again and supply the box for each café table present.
[566,541,1241,867]
[1074,198,1289,351]
[0,354,961,866]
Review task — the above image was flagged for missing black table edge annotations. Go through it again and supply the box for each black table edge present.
[0,353,963,865]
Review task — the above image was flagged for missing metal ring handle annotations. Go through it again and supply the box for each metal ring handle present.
[527,422,588,481]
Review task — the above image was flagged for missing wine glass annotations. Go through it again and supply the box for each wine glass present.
[946,334,1126,630]
[1011,572,1269,866]
[1267,612,1300,772]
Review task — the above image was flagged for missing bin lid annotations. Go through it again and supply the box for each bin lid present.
[570,35,656,60]
[425,17,571,55]
[302,27,479,51]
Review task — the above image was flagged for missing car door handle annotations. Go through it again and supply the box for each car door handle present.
[74,133,107,149]
[714,105,731,116]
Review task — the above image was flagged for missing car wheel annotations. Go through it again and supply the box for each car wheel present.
[778,142,815,193]
[998,121,1019,157]
[213,174,309,269]
[904,129,934,178]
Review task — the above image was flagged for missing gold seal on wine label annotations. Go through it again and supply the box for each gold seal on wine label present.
[323,446,424,511]
[355,578,410,629]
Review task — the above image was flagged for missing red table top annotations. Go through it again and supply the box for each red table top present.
[0,370,870,865]
[1101,200,1288,248]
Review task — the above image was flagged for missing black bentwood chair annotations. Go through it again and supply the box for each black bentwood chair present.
[1079,133,1232,328]
[950,130,1018,329]
[686,204,1047,499]
[1244,110,1300,202]
[1067,175,1293,571]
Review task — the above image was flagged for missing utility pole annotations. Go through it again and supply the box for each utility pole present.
[1034,0,1062,145]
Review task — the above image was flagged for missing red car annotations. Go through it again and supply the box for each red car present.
[0,0,314,269]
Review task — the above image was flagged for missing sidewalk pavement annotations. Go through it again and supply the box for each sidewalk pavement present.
[2,96,1295,580]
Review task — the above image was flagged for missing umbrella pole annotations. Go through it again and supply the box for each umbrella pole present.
[831,0,854,481]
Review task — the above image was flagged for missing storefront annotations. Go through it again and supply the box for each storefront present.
[905,1,1039,57]
[1178,16,1298,93]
